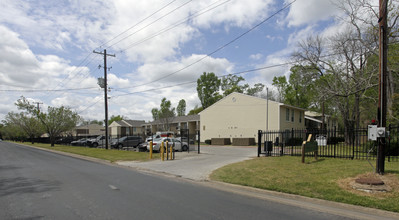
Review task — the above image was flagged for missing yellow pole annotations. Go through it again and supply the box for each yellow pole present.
[161,141,164,161]
[170,143,173,160]
[149,141,153,159]
[166,141,169,160]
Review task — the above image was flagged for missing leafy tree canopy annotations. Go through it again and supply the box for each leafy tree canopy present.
[108,115,125,125]
[197,72,222,109]
[176,99,186,116]
[16,96,80,146]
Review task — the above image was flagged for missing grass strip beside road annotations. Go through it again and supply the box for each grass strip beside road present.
[17,142,159,162]
[210,156,399,212]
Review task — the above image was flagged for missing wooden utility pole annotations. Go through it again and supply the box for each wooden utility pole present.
[93,49,115,150]
[33,102,43,113]
[376,0,388,174]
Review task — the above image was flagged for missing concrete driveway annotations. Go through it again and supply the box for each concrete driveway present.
[116,145,257,181]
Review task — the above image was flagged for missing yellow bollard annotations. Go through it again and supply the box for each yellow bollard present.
[166,141,169,160]
[149,141,153,159]
[170,143,173,160]
[161,141,164,161]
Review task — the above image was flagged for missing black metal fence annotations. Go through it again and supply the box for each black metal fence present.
[258,125,399,162]
[24,130,201,153]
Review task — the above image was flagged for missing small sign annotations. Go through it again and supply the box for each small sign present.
[302,134,318,163]
[304,141,318,153]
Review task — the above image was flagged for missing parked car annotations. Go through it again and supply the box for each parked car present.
[86,135,112,148]
[55,137,74,145]
[111,136,143,149]
[70,138,88,146]
[147,137,188,152]
[137,142,148,152]
[176,137,195,145]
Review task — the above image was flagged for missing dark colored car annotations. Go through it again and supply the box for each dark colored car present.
[111,136,143,149]
[70,138,88,146]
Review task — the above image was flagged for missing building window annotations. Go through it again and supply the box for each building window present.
[286,108,290,121]
[291,110,294,122]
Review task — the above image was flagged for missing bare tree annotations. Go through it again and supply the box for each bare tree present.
[293,0,399,135]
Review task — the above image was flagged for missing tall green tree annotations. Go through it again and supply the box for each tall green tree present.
[151,108,159,120]
[246,83,265,96]
[188,105,203,115]
[176,99,186,116]
[197,72,222,109]
[221,74,246,96]
[221,74,265,96]
[272,76,289,103]
[4,112,43,144]
[152,98,176,131]
[80,119,104,126]
[108,115,125,125]
[0,121,26,141]
[285,65,317,109]
[16,96,81,146]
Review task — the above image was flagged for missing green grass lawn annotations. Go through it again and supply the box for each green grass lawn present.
[210,156,399,212]
[17,142,160,162]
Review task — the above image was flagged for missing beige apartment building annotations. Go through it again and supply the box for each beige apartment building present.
[200,92,306,142]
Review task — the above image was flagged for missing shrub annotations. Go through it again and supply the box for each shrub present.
[327,137,345,145]
[285,138,303,146]
[386,141,399,156]
[204,139,211,145]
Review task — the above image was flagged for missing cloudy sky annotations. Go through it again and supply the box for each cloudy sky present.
[0,0,347,122]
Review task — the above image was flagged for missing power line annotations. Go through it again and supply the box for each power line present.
[40,1,186,102]
[117,0,297,90]
[119,0,231,53]
[112,61,297,97]
[97,0,178,49]
[0,87,98,92]
[106,0,194,49]
[41,53,100,100]
[74,49,346,114]
[110,49,349,98]
[77,97,103,114]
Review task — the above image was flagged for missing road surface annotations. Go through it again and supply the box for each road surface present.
[0,142,395,219]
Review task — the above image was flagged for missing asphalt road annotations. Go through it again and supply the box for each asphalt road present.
[0,141,389,219]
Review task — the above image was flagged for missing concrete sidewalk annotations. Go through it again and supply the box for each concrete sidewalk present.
[116,145,257,181]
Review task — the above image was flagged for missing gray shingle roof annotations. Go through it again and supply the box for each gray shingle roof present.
[124,120,145,127]
[144,114,199,125]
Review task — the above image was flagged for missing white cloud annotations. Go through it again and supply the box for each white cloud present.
[0,0,354,123]
[285,0,338,27]
[250,53,263,60]
[191,0,274,28]
[133,54,234,86]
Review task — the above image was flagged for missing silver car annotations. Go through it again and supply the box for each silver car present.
[147,137,188,152]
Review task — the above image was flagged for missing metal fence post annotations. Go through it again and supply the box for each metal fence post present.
[258,130,262,157]
[197,130,200,154]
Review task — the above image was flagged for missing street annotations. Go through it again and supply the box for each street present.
[0,142,380,219]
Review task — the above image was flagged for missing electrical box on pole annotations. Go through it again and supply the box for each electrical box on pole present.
[97,78,105,88]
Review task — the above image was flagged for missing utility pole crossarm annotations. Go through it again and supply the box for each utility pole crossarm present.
[93,50,116,57]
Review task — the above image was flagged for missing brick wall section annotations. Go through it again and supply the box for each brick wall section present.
[232,138,256,146]
[211,138,231,145]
